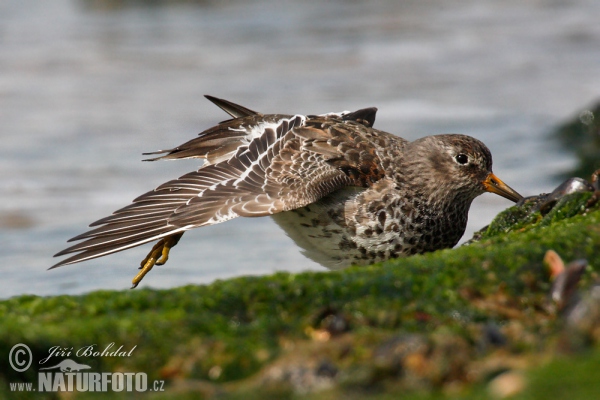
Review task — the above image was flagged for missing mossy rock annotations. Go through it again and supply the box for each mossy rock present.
[2,191,600,399]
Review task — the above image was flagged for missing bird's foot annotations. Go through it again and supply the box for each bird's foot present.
[130,232,184,289]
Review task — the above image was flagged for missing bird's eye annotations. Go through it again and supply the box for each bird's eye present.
[455,154,469,165]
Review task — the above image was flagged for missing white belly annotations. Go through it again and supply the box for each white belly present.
[270,187,365,269]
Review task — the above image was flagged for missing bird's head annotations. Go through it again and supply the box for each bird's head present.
[404,134,522,204]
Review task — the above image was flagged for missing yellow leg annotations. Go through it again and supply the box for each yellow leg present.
[156,232,183,265]
[130,233,184,289]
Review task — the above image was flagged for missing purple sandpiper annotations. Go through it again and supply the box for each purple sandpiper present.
[53,96,522,287]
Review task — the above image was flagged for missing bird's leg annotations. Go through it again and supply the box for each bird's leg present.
[130,232,184,289]
[155,232,183,265]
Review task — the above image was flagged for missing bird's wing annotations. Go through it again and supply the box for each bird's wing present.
[204,95,260,120]
[52,100,384,268]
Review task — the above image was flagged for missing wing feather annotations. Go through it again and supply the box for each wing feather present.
[52,99,386,268]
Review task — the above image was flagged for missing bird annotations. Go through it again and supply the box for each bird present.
[52,96,523,288]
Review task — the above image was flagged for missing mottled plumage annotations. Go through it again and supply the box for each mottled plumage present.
[53,96,522,285]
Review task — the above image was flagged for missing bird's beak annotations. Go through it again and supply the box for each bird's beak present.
[482,173,523,203]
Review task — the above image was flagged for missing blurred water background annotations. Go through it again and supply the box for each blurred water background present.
[1,0,599,298]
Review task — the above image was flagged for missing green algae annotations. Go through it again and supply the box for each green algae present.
[2,192,600,399]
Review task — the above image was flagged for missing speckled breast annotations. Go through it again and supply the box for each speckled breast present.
[270,186,471,269]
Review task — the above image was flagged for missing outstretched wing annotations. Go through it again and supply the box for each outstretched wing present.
[52,99,385,268]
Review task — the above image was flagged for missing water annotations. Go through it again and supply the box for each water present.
[2,0,599,298]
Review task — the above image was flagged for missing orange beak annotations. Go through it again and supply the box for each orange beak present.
[482,173,523,203]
